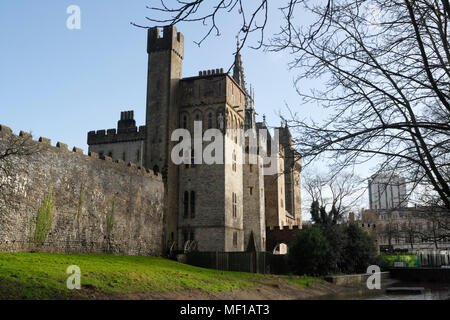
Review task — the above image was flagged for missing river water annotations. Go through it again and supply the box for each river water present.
[312,280,450,300]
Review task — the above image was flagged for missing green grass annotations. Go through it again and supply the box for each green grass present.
[0,252,323,300]
[285,274,325,288]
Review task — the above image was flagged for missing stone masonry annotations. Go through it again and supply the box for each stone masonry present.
[0,125,164,256]
[87,26,303,253]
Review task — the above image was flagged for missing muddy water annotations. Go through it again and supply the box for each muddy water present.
[311,280,450,300]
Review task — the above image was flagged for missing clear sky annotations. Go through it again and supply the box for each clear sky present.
[0,1,307,149]
[0,1,372,219]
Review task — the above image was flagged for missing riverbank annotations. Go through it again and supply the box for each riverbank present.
[0,252,353,300]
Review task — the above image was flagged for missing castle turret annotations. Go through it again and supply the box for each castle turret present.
[145,25,184,250]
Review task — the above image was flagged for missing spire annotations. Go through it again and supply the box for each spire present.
[233,37,247,91]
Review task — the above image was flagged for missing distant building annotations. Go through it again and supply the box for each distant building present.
[368,173,407,210]
[361,207,450,251]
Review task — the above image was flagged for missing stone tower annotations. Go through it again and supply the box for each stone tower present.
[145,26,184,249]
[233,43,266,251]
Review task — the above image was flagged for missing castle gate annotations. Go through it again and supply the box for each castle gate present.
[265,226,301,253]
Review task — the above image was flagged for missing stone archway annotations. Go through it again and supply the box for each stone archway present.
[273,243,288,255]
[266,226,300,253]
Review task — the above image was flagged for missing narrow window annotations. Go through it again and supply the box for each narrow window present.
[191,149,195,168]
[122,152,126,161]
[183,191,189,218]
[190,191,196,218]
[249,164,253,173]
[136,149,140,162]
[183,115,187,129]
[208,113,213,129]
[249,187,253,196]
[190,231,195,241]
[233,232,238,248]
[232,150,236,172]
[232,192,237,218]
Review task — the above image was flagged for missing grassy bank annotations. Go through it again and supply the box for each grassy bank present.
[0,252,325,300]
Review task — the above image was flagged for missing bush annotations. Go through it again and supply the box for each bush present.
[319,224,347,273]
[288,222,379,276]
[287,226,333,276]
[341,223,378,274]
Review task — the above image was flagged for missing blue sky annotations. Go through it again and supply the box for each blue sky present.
[0,1,307,150]
[0,1,373,217]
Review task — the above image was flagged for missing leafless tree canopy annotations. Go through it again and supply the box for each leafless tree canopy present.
[133,0,274,50]
[141,0,450,209]
[0,131,40,214]
[304,171,363,224]
[280,0,450,209]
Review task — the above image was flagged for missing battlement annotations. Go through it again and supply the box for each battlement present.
[87,126,145,145]
[147,26,184,59]
[198,69,225,77]
[266,225,301,231]
[87,110,146,145]
[0,123,160,180]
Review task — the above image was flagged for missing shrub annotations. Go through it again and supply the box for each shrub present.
[287,226,333,276]
[341,223,378,274]
[320,224,347,273]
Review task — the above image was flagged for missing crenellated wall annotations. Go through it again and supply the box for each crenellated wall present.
[0,124,165,256]
[87,126,146,145]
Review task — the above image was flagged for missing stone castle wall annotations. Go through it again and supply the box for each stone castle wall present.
[0,124,164,256]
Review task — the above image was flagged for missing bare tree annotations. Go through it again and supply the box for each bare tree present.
[412,193,450,249]
[402,213,418,249]
[0,127,40,214]
[304,171,363,225]
[374,210,399,248]
[133,0,306,71]
[141,0,450,209]
[278,0,450,210]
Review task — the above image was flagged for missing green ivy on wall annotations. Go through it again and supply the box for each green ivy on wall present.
[32,185,55,245]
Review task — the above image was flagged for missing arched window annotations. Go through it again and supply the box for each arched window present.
[190,191,196,218]
[183,191,189,218]
[182,115,188,129]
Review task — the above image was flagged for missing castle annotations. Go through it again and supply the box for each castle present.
[87,26,302,253]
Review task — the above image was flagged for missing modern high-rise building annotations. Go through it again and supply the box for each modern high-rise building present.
[368,173,407,210]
